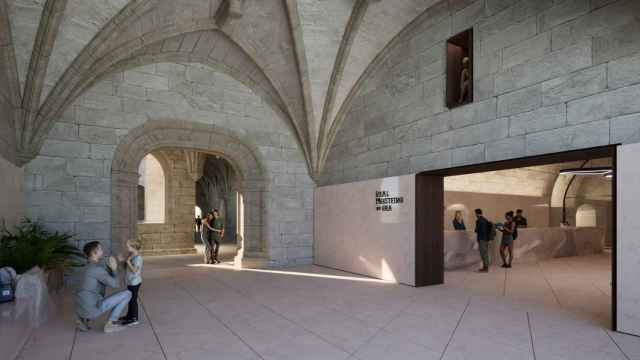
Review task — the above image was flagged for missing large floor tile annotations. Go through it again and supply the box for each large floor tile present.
[353,330,441,360]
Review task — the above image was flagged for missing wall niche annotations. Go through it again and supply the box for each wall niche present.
[446,29,473,109]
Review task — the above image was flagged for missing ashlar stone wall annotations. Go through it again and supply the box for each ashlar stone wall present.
[321,0,640,185]
[137,149,197,256]
[25,62,314,265]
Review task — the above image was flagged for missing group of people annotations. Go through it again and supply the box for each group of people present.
[452,209,527,273]
[197,210,225,264]
[75,239,143,333]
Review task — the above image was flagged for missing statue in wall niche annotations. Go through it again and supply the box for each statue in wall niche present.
[458,56,471,105]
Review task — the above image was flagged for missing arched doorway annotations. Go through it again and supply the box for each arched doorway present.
[576,204,597,227]
[111,120,267,261]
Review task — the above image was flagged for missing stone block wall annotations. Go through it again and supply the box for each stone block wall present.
[320,0,640,185]
[137,149,196,256]
[24,62,314,265]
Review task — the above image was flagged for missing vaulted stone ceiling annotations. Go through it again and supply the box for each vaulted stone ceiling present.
[1,0,441,176]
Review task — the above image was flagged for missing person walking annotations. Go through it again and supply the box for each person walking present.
[75,241,131,333]
[452,210,466,230]
[499,211,516,269]
[474,209,492,273]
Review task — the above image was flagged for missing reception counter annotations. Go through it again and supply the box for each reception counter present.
[444,227,605,269]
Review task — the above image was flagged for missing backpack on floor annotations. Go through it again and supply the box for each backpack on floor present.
[0,267,16,303]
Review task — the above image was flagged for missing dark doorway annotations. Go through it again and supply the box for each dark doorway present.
[415,145,617,329]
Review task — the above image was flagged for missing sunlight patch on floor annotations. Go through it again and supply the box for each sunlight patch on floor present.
[187,263,394,283]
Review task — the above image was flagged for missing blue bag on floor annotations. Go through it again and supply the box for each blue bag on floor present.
[0,267,16,302]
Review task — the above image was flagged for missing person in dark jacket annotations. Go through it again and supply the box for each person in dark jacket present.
[474,209,491,273]
[201,212,214,264]
[514,209,528,228]
[452,210,466,230]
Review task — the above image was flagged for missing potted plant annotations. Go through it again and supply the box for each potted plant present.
[0,219,83,292]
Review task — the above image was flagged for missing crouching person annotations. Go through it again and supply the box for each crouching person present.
[75,241,131,333]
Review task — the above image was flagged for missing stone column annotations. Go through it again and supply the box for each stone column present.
[111,170,139,255]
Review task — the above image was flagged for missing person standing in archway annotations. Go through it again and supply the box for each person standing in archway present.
[195,215,202,233]
[202,212,214,264]
[209,210,225,264]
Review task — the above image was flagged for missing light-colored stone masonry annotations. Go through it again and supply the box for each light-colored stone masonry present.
[137,149,197,256]
[320,0,640,185]
[25,62,314,266]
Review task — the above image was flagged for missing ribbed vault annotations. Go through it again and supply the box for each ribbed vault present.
[2,0,461,177]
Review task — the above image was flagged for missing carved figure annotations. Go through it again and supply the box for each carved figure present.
[459,56,471,104]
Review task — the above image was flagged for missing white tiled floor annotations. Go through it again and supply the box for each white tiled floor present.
[14,253,640,360]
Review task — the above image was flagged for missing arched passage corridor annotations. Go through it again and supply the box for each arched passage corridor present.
[23,61,315,267]
[196,155,240,249]
[132,146,245,261]
[111,120,267,261]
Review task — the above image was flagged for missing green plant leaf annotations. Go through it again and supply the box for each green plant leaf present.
[0,218,83,274]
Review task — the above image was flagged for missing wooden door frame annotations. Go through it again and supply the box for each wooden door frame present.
[414,145,618,329]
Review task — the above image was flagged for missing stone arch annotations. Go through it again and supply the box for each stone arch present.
[111,119,268,256]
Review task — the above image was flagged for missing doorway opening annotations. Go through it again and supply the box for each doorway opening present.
[133,149,243,263]
[195,155,241,263]
[416,145,616,328]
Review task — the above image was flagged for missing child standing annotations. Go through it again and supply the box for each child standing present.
[119,240,143,326]
[76,241,131,333]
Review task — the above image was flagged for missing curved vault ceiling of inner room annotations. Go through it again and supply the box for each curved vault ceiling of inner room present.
[444,164,564,198]
[551,158,613,207]
[445,158,613,199]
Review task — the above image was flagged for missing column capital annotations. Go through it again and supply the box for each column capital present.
[184,150,205,182]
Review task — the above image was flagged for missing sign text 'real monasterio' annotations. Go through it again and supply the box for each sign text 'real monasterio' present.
[375,190,404,211]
